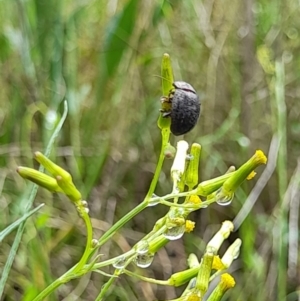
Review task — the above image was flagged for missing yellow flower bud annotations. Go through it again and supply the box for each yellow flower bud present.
[222,150,267,195]
[56,176,82,203]
[169,266,200,287]
[206,273,235,301]
[185,143,201,189]
[196,172,236,196]
[34,152,72,181]
[17,166,63,193]
[196,252,214,295]
[34,152,82,203]
[214,150,267,205]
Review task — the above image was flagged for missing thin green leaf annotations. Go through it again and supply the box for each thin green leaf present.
[0,101,68,298]
[99,0,139,82]
[0,204,44,243]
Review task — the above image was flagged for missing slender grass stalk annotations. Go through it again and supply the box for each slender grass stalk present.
[274,60,288,301]
[94,274,117,301]
[0,204,44,242]
[0,101,68,299]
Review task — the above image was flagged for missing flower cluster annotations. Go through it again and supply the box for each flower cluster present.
[16,53,268,301]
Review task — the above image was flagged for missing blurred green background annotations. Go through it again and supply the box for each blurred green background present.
[0,0,300,300]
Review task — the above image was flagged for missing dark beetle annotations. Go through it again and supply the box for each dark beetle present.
[161,81,200,136]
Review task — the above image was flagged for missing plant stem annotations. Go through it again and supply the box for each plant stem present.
[97,199,148,247]
[146,128,170,198]
[34,105,170,300]
[73,207,93,272]
[94,274,117,301]
[97,127,170,249]
[32,269,75,301]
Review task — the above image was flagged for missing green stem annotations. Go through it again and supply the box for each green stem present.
[146,128,170,198]
[35,109,170,300]
[32,269,75,301]
[97,199,148,247]
[124,269,170,286]
[33,202,94,300]
[95,274,117,301]
[92,155,174,297]
[73,207,94,272]
[97,128,170,248]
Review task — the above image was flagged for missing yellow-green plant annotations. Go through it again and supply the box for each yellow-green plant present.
[17,54,267,301]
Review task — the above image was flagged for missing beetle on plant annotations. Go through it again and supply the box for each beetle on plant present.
[161,81,201,136]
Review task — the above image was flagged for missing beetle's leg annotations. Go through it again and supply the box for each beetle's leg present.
[160,109,171,117]
[161,96,171,103]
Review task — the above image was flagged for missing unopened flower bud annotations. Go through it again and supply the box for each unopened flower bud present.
[17,166,62,193]
[148,235,169,254]
[206,221,234,254]
[188,253,200,268]
[34,152,72,181]
[158,54,174,131]
[195,252,214,295]
[33,152,82,202]
[56,175,82,202]
[221,238,242,268]
[171,140,189,183]
[185,143,201,189]
[169,266,200,287]
[196,172,236,196]
[220,150,267,196]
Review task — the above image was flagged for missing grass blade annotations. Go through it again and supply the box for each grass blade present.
[0,204,44,243]
[0,101,68,298]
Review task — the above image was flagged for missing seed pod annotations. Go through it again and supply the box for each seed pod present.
[162,81,201,136]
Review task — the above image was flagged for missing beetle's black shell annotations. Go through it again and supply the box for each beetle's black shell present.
[170,81,200,136]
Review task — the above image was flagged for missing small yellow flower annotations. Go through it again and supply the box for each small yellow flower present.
[187,195,202,205]
[35,151,72,181]
[212,256,225,270]
[254,150,267,165]
[246,171,256,180]
[220,273,235,289]
[206,273,236,301]
[185,220,195,233]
